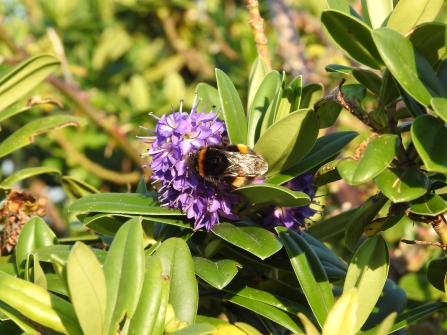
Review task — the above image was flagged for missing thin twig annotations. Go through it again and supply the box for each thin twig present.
[400,239,443,249]
[247,0,272,71]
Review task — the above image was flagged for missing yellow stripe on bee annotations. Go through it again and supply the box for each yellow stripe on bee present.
[236,144,250,154]
[197,149,206,176]
[232,177,246,187]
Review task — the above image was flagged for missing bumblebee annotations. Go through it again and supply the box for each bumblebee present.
[188,139,268,188]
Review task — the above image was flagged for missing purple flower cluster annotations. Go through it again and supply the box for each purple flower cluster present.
[140,97,239,231]
[263,173,317,232]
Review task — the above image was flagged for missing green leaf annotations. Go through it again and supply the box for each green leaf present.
[337,134,400,185]
[363,0,393,28]
[321,10,383,69]
[321,288,357,335]
[268,131,358,185]
[427,257,447,292]
[0,115,87,158]
[372,28,446,108]
[307,209,356,241]
[344,235,389,333]
[380,69,400,107]
[196,83,222,114]
[289,75,303,112]
[254,109,319,176]
[0,276,82,335]
[103,218,145,335]
[154,238,198,325]
[431,97,447,123]
[437,59,447,92]
[69,193,184,216]
[409,22,446,67]
[0,167,61,190]
[409,193,447,216]
[300,83,324,109]
[168,323,216,335]
[211,223,282,260]
[314,160,342,186]
[248,56,268,112]
[326,0,364,21]
[223,294,303,334]
[247,71,282,147]
[234,183,310,207]
[34,245,107,263]
[16,217,58,279]
[277,228,334,327]
[31,254,47,290]
[345,193,388,252]
[67,242,106,335]
[260,76,285,135]
[411,114,447,173]
[386,0,444,35]
[61,176,100,201]
[395,80,427,117]
[275,87,294,121]
[193,258,240,289]
[216,69,247,145]
[325,64,353,75]
[374,168,429,202]
[128,256,170,335]
[352,69,382,96]
[0,54,61,112]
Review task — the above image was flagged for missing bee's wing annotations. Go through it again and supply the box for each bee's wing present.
[225,152,268,177]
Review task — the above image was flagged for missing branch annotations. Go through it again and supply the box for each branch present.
[247,0,272,71]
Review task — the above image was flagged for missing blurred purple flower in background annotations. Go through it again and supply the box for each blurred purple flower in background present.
[263,173,317,232]
[139,97,239,231]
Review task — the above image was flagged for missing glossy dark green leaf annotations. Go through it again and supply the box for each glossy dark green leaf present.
[69,193,184,216]
[136,176,147,195]
[352,69,382,96]
[374,168,429,202]
[431,97,447,123]
[103,218,145,335]
[277,228,334,327]
[326,0,364,21]
[247,71,282,147]
[0,276,82,335]
[224,294,303,334]
[372,28,446,108]
[275,87,294,121]
[193,258,240,289]
[307,209,356,241]
[321,10,383,69]
[380,69,400,107]
[344,234,389,333]
[61,176,100,201]
[338,134,400,185]
[395,80,427,117]
[386,0,444,35]
[409,193,447,216]
[437,59,447,92]
[411,114,447,173]
[345,193,388,252]
[302,233,348,272]
[363,0,392,28]
[196,83,221,114]
[268,131,358,185]
[289,75,303,112]
[361,279,407,331]
[16,217,58,279]
[82,213,126,236]
[427,257,447,292]
[0,167,61,190]
[0,54,61,112]
[0,115,87,158]
[67,242,106,335]
[154,238,198,325]
[128,256,170,335]
[248,57,268,112]
[409,22,446,66]
[325,64,353,75]
[254,109,319,176]
[314,160,341,186]
[234,183,310,207]
[300,83,324,109]
[216,69,247,145]
[211,223,282,260]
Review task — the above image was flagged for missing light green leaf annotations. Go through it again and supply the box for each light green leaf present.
[0,167,61,190]
[431,97,447,123]
[193,258,240,289]
[234,183,310,207]
[321,289,357,335]
[387,0,444,35]
[196,83,221,114]
[248,56,268,112]
[364,0,392,28]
